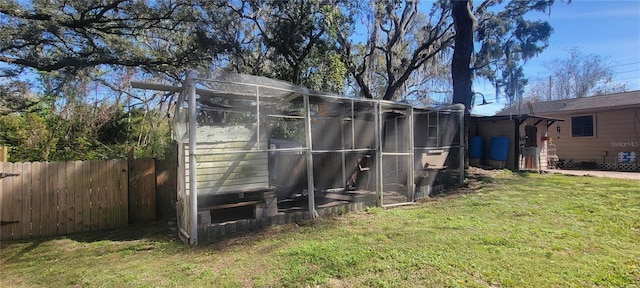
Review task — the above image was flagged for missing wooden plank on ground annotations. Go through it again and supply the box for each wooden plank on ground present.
[20,162,31,239]
[30,162,42,238]
[198,201,260,211]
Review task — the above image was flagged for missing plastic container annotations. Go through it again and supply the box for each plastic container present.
[469,136,484,159]
[489,137,510,161]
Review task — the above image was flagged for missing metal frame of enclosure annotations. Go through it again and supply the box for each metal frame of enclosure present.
[133,71,464,245]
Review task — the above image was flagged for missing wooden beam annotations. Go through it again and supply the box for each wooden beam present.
[198,201,260,211]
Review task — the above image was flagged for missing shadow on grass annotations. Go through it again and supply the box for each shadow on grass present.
[1,240,44,264]
[0,220,186,267]
[2,210,346,256]
[2,219,177,247]
[66,220,178,243]
[203,215,344,251]
[514,171,534,177]
[427,167,538,199]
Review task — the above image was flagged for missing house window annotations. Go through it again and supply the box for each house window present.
[571,115,594,137]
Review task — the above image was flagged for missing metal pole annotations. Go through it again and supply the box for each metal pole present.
[408,107,415,202]
[457,104,465,185]
[303,94,317,218]
[256,86,260,148]
[374,103,382,206]
[351,101,355,149]
[187,70,198,246]
[341,112,346,189]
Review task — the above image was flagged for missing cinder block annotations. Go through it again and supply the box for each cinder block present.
[254,193,278,218]
[198,211,211,226]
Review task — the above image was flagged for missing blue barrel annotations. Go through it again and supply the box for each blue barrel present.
[469,136,484,158]
[489,137,510,161]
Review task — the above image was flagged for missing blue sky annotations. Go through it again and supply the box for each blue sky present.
[472,0,640,115]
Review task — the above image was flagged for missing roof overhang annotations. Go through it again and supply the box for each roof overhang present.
[471,114,564,127]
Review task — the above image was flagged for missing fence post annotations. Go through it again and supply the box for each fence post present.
[0,146,8,162]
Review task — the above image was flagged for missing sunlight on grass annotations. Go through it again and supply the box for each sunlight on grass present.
[2,172,639,287]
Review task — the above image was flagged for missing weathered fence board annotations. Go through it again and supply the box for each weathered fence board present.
[128,159,156,224]
[81,161,91,232]
[118,160,129,226]
[0,160,131,241]
[20,163,32,237]
[31,162,42,237]
[89,161,98,231]
[155,143,178,220]
[50,162,58,236]
[104,161,113,230]
[74,161,83,232]
[65,161,75,234]
[1,162,14,238]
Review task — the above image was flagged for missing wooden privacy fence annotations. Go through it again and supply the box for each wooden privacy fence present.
[1,160,130,241]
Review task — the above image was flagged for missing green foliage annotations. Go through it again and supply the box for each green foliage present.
[2,0,563,113]
[0,0,567,162]
[0,80,38,115]
[303,52,347,93]
[0,99,172,162]
[127,108,172,160]
[225,0,348,92]
[0,0,224,77]
[475,0,557,102]
[268,119,306,143]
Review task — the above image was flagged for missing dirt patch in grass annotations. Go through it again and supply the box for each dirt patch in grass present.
[420,167,510,202]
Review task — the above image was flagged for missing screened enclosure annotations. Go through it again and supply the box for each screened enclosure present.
[133,71,464,245]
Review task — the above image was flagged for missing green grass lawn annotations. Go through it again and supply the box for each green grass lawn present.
[2,171,639,287]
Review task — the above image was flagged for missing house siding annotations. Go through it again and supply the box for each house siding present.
[541,106,640,164]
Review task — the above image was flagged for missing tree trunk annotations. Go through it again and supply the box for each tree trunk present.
[451,0,474,111]
[451,0,475,171]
